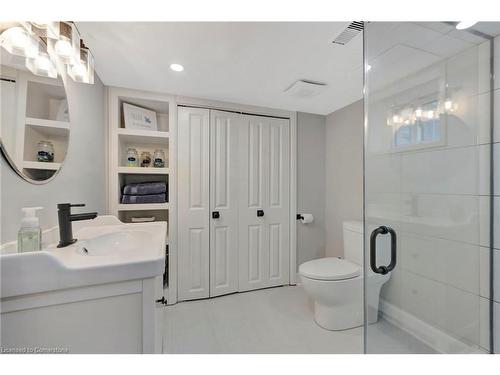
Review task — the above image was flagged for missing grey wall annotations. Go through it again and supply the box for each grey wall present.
[296,112,326,268]
[325,100,363,257]
[1,74,106,243]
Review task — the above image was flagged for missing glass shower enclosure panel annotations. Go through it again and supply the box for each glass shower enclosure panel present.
[364,22,496,353]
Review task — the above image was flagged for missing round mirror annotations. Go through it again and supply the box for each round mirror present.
[1,39,70,184]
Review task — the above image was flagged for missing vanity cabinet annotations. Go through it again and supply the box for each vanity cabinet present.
[177,107,291,301]
[0,276,164,354]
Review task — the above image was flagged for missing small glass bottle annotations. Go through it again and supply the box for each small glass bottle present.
[140,151,152,168]
[153,149,166,168]
[126,147,139,167]
[37,140,55,162]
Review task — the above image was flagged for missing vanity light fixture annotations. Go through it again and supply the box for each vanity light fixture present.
[456,21,477,30]
[1,22,95,84]
[170,63,184,72]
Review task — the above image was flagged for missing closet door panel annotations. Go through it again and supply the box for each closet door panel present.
[210,111,240,297]
[178,107,210,301]
[266,118,290,285]
[238,116,270,291]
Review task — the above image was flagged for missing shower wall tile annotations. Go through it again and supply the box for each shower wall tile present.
[477,89,500,145]
[479,298,500,353]
[401,232,480,295]
[479,195,491,248]
[478,144,490,196]
[496,36,500,91]
[401,146,478,195]
[401,270,480,346]
[479,296,490,351]
[496,301,500,354]
[479,246,500,302]
[365,153,402,194]
[399,193,479,245]
[478,40,491,95]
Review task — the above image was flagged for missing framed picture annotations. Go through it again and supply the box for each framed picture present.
[123,103,158,131]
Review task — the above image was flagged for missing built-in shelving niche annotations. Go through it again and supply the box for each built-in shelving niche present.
[22,79,69,181]
[109,88,175,299]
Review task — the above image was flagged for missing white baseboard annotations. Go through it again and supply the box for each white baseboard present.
[379,299,485,354]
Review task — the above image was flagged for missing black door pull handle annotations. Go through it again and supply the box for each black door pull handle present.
[370,225,397,275]
[212,211,220,219]
[257,209,264,217]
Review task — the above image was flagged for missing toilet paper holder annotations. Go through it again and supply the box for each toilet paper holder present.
[296,214,304,220]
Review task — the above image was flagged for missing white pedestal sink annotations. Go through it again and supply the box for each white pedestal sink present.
[0,216,167,353]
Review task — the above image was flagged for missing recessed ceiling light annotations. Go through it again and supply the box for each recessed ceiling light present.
[456,21,477,30]
[170,63,184,72]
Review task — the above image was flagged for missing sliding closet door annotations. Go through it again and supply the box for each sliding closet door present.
[209,110,240,297]
[178,107,210,301]
[238,115,290,291]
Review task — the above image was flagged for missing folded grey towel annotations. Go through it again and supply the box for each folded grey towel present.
[123,182,166,195]
[121,194,166,204]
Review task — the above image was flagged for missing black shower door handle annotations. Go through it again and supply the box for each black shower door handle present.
[370,225,397,275]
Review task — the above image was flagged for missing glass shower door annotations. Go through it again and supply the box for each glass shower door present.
[364,22,495,353]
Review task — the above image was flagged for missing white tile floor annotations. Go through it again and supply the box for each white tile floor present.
[163,285,435,354]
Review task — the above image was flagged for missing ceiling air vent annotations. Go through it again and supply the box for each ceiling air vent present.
[284,80,327,98]
[332,21,364,45]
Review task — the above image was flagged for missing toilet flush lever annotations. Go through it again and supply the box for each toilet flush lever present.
[370,225,397,275]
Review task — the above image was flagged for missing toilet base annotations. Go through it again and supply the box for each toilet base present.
[313,300,381,331]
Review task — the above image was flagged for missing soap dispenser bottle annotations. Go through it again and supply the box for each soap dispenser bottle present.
[17,207,43,253]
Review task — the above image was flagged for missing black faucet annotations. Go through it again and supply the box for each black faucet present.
[57,203,98,248]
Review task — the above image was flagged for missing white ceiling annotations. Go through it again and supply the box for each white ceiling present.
[76,22,363,115]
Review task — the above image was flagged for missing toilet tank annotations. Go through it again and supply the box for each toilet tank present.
[343,221,363,266]
[343,221,392,269]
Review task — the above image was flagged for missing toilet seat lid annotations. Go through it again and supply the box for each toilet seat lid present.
[299,257,361,281]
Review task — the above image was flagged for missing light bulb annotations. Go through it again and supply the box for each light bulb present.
[426,110,434,119]
[415,108,422,118]
[444,99,453,111]
[456,21,477,30]
[70,63,87,79]
[170,63,184,72]
[36,54,51,71]
[26,51,58,78]
[0,27,39,58]
[392,115,400,124]
[55,38,73,58]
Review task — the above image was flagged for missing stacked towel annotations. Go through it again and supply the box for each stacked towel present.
[121,182,167,204]
[123,182,166,195]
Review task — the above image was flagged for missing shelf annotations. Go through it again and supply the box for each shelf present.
[117,203,169,211]
[118,167,169,175]
[117,128,169,146]
[25,117,69,137]
[22,161,61,170]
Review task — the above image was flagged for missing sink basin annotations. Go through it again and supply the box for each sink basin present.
[1,216,167,298]
[76,230,152,256]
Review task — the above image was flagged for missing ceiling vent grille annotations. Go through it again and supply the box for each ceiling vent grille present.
[284,79,327,98]
[332,21,364,45]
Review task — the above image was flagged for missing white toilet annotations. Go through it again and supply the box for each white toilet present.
[299,221,390,331]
